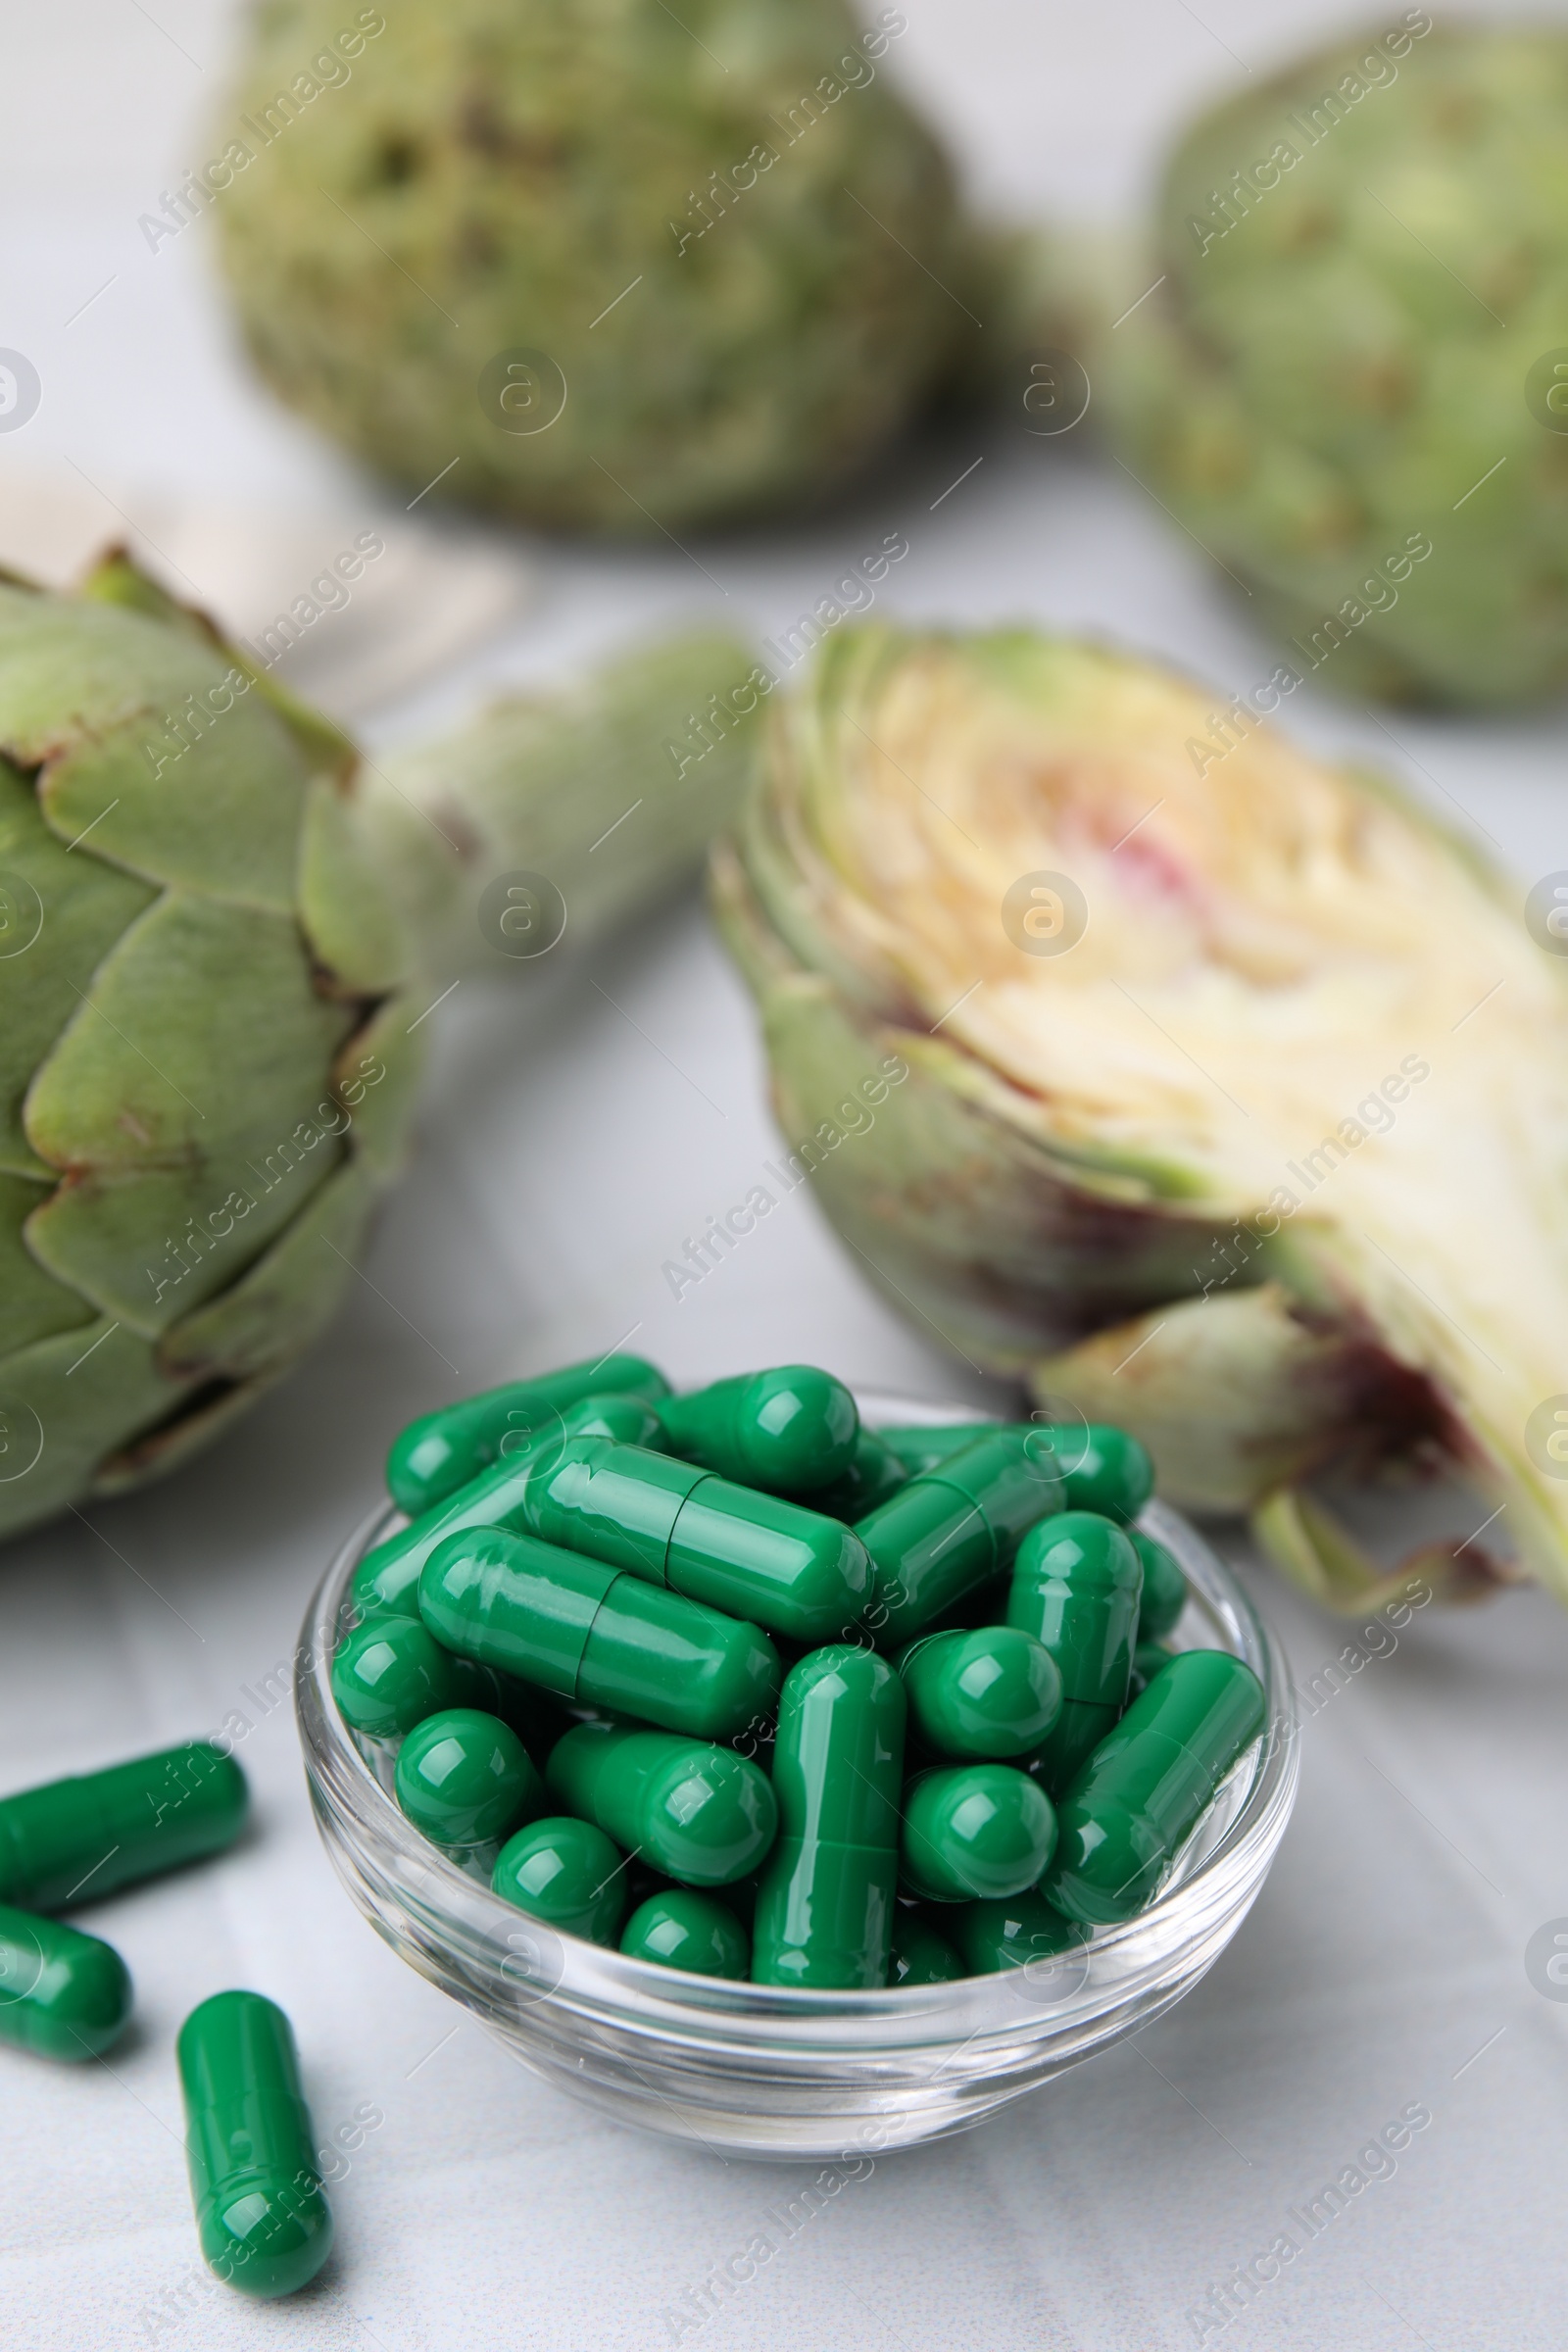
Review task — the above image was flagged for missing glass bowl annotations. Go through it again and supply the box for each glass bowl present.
[295,1395,1299,2160]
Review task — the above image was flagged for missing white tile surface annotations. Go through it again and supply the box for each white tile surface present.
[4,4,1568,2346]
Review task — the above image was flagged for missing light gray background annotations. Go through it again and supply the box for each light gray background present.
[3,3,1567,2346]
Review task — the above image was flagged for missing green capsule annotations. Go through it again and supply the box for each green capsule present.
[896,1626,1063,1760]
[878,1422,1003,1476]
[950,1889,1085,1976]
[548,1722,776,1886]
[658,1366,858,1495]
[420,1525,779,1741]
[356,1393,669,1623]
[752,1646,905,1989]
[0,1740,248,1912]
[387,1353,670,1514]
[857,1430,1063,1645]
[1030,1422,1153,1525]
[900,1765,1057,1903]
[809,1429,910,1522]
[393,1709,544,1851]
[492,1816,625,1944]
[514,1438,871,1643]
[1007,1511,1142,1793]
[1045,1649,1267,1926]
[620,1888,749,1979]
[1133,1532,1188,1641]
[177,1990,332,2300]
[0,1905,132,2061]
[331,1613,561,1749]
[890,1908,963,1986]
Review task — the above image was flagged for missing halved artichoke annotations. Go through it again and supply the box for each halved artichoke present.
[0,554,757,1538]
[714,623,1565,1609]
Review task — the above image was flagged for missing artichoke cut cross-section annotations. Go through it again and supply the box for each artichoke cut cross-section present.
[715,623,1568,1608]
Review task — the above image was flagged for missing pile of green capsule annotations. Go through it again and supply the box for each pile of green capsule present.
[337,1357,1268,1987]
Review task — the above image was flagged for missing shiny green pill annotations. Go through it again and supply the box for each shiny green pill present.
[356,1393,668,1622]
[901,1764,1057,1903]
[1129,1640,1178,1699]
[492,1816,625,1944]
[331,1614,558,1748]
[0,1740,247,1912]
[0,1905,132,2061]
[752,1646,906,1989]
[879,1423,1003,1476]
[387,1353,669,1514]
[809,1429,909,1522]
[514,1438,872,1643]
[177,1990,332,2300]
[858,1429,1063,1645]
[950,1890,1085,1977]
[890,1908,963,1986]
[658,1366,858,1494]
[420,1525,779,1741]
[1029,1422,1153,1525]
[1007,1511,1142,1793]
[1133,1532,1187,1641]
[547,1722,776,1887]
[394,1709,544,1850]
[620,1888,749,1979]
[897,1626,1063,1760]
[1045,1649,1267,1926]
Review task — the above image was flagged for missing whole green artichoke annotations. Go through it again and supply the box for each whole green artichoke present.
[0,554,755,1538]
[714,621,1568,1611]
[1065,16,1568,706]
[209,0,970,532]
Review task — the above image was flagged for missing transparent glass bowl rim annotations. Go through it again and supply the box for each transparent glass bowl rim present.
[296,1391,1300,2040]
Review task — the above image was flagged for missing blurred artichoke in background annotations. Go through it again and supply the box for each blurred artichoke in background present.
[1052,19,1568,707]
[0,555,755,1538]
[214,0,972,532]
[714,622,1568,1610]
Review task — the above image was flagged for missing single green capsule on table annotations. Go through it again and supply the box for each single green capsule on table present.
[387,1353,670,1515]
[858,1430,1063,1646]
[896,1626,1063,1760]
[752,1646,905,1989]
[177,1990,332,2300]
[658,1366,858,1495]
[0,1740,248,1912]
[620,1888,749,1979]
[890,1908,963,1986]
[900,1764,1057,1903]
[879,1423,1003,1477]
[1133,1531,1187,1641]
[0,1904,132,2061]
[1045,1649,1267,1927]
[1029,1422,1152,1525]
[356,1394,671,1623]
[394,1709,544,1850]
[806,1429,909,1523]
[1007,1511,1142,1794]
[493,1816,625,1944]
[547,1722,776,1887]
[419,1525,779,1741]
[514,1438,871,1643]
[950,1889,1085,1977]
